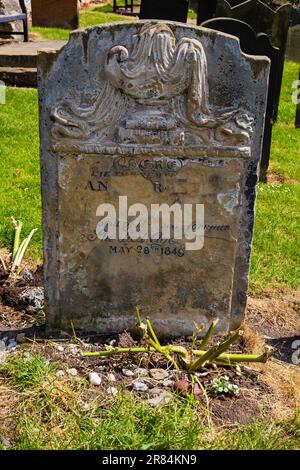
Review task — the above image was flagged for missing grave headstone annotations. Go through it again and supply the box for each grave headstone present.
[296,68,300,129]
[197,0,291,181]
[214,0,291,119]
[200,17,279,183]
[140,0,189,22]
[193,0,218,23]
[285,25,300,64]
[38,21,270,336]
[285,25,300,129]
[31,0,79,30]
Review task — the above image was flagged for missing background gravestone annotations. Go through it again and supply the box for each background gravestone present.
[38,21,270,336]
[214,0,291,120]
[201,16,279,184]
[285,25,300,128]
[296,69,300,129]
[31,0,79,30]
[140,0,189,22]
[192,0,218,23]
[196,0,291,181]
[285,25,300,64]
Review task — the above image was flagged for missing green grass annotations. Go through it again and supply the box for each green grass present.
[211,415,300,450]
[2,353,56,391]
[250,60,300,292]
[0,352,299,450]
[0,62,299,291]
[0,87,41,260]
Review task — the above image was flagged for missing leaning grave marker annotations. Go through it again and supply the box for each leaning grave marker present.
[38,21,270,336]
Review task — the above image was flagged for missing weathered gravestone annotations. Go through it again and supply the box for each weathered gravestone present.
[38,21,270,336]
[32,0,79,30]
[200,16,279,184]
[196,0,291,182]
[296,69,300,129]
[286,25,300,64]
[285,26,300,129]
[214,0,291,121]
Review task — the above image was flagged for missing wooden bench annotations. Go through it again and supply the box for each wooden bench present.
[0,0,28,42]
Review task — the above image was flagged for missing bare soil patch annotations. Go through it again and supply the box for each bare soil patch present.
[246,290,300,338]
[267,169,298,185]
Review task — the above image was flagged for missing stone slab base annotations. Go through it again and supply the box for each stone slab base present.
[0,66,36,86]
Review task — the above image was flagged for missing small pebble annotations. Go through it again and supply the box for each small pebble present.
[19,287,44,313]
[133,381,149,392]
[162,379,174,387]
[122,368,134,377]
[193,383,203,397]
[16,333,26,344]
[7,342,17,351]
[195,371,210,377]
[1,437,10,447]
[67,368,78,376]
[107,373,116,382]
[0,352,7,365]
[21,268,34,284]
[89,372,102,386]
[174,380,202,397]
[56,345,64,352]
[107,386,118,397]
[134,368,148,378]
[68,347,79,355]
[139,377,155,389]
[149,369,170,381]
[174,379,189,396]
[56,370,65,377]
[147,389,173,406]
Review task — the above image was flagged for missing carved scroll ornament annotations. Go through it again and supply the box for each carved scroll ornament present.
[51,23,253,147]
